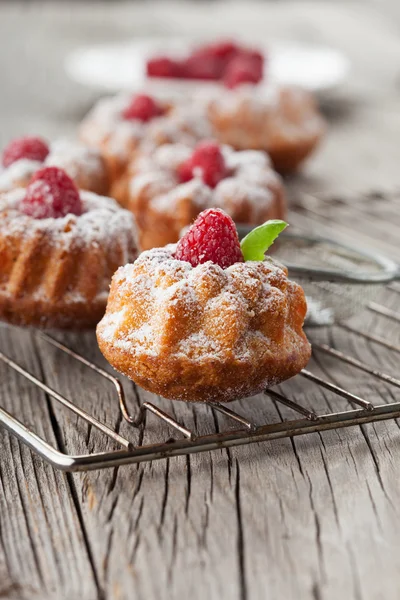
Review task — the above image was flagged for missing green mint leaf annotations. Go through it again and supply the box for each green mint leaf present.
[240,220,288,261]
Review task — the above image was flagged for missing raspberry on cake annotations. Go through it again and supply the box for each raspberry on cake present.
[223,55,263,89]
[2,136,49,168]
[20,166,83,219]
[0,136,109,196]
[79,93,211,207]
[205,85,326,173]
[177,141,227,188]
[175,208,244,268]
[0,168,139,329]
[122,94,165,122]
[125,141,286,250]
[97,212,311,403]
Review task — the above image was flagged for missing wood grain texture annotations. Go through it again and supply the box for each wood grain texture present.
[1,1,400,599]
[0,327,98,600]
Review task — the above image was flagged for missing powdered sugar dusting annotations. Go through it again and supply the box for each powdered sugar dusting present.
[129,142,283,223]
[0,140,106,194]
[0,159,41,192]
[99,244,304,362]
[197,81,281,114]
[80,93,208,160]
[0,188,136,246]
[45,139,105,181]
[205,84,325,146]
[97,243,311,401]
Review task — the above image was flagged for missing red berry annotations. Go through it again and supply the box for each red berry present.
[122,94,164,122]
[182,54,223,80]
[177,159,194,184]
[2,136,49,168]
[202,41,239,60]
[20,166,83,219]
[175,208,244,269]
[236,48,264,69]
[191,41,239,65]
[146,56,183,79]
[223,55,263,88]
[178,141,227,188]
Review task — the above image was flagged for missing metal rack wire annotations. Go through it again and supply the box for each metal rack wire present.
[1,289,400,472]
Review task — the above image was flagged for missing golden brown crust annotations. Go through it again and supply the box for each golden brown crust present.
[207,86,325,173]
[97,248,311,402]
[0,189,140,329]
[0,295,108,330]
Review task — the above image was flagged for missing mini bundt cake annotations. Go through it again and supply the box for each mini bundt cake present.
[79,93,210,205]
[0,166,139,329]
[204,85,325,173]
[97,209,310,403]
[0,136,109,196]
[127,140,286,250]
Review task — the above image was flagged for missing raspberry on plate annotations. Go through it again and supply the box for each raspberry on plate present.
[195,40,239,61]
[237,49,264,68]
[175,208,244,269]
[122,94,164,122]
[178,141,227,188]
[20,166,83,219]
[146,39,266,87]
[182,54,223,80]
[223,56,263,88]
[2,136,49,168]
[146,56,183,78]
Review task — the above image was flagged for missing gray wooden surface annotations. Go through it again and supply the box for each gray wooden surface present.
[1,2,400,599]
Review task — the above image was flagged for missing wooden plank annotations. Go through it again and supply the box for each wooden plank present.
[0,326,98,599]
[33,333,241,599]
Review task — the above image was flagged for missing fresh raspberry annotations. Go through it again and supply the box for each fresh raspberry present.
[20,166,83,219]
[2,136,49,168]
[182,54,223,80]
[175,208,244,269]
[146,56,183,79]
[122,94,164,122]
[177,159,194,184]
[177,141,227,188]
[197,40,239,60]
[223,56,263,88]
[237,48,264,69]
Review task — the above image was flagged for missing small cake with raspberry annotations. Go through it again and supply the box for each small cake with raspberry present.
[205,85,325,173]
[126,140,285,250]
[0,167,139,329]
[79,93,210,205]
[0,136,109,196]
[97,209,310,402]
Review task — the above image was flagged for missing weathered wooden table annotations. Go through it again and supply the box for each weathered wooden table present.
[1,2,400,599]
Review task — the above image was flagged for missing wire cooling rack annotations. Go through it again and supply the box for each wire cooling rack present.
[1,288,400,472]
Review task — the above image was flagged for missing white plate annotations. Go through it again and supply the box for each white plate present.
[65,38,350,96]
